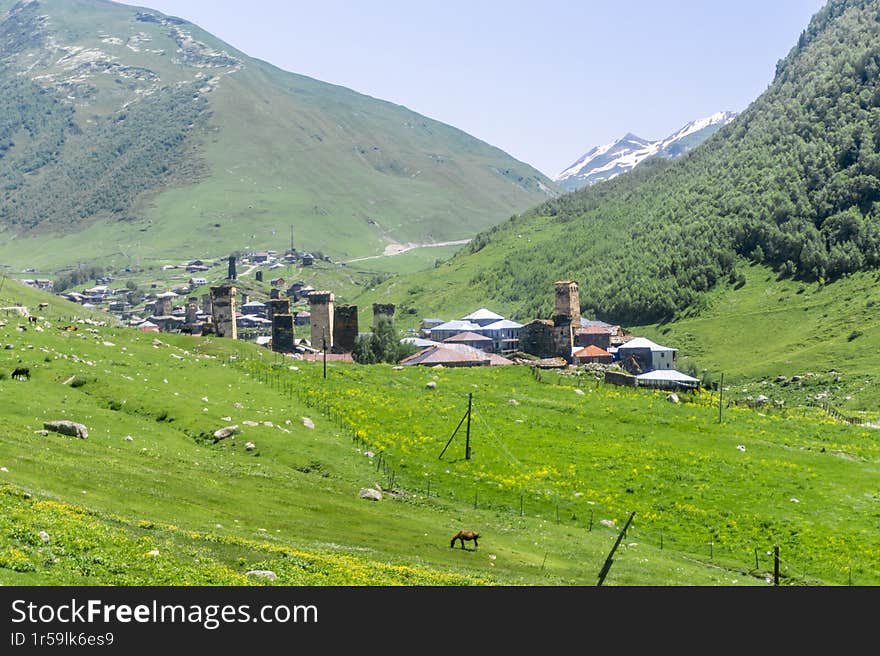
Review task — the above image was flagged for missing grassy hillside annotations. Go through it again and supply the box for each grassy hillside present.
[0,0,556,272]
[0,280,877,586]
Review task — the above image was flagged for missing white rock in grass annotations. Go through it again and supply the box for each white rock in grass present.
[359,488,382,501]
[246,570,277,581]
[507,399,519,406]
[0,467,8,472]
[790,497,800,503]
[364,451,375,458]
[574,388,585,396]
[146,550,160,557]
[39,531,50,544]
[245,442,256,451]
[599,519,616,528]
[425,381,437,390]
[243,420,259,427]
[302,417,315,429]
[124,435,134,442]
[221,416,232,421]
[666,393,680,403]
[213,425,238,441]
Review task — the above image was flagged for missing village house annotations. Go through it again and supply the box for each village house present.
[442,331,494,351]
[189,277,208,287]
[616,337,677,374]
[573,344,614,365]
[400,343,514,368]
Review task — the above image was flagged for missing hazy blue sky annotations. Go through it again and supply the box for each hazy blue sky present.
[123,0,828,178]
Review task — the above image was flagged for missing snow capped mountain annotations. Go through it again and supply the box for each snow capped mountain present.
[555,111,738,191]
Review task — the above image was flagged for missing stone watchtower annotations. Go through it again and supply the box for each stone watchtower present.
[554,280,581,327]
[309,291,335,351]
[372,303,395,327]
[210,284,237,339]
[332,305,359,353]
[271,297,295,354]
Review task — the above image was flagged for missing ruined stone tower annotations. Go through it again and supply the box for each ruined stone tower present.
[272,305,295,354]
[372,303,396,327]
[210,284,237,340]
[309,291,334,350]
[332,305,359,353]
[201,294,213,315]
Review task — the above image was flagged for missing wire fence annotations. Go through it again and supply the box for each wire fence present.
[226,352,863,586]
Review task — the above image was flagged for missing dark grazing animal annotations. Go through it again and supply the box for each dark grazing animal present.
[11,367,30,380]
[450,530,480,549]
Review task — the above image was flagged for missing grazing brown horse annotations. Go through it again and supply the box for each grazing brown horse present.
[450,530,479,549]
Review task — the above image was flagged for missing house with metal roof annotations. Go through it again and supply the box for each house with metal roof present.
[635,369,700,390]
[461,308,505,326]
[428,319,482,342]
[443,331,494,351]
[617,337,677,373]
[400,343,513,368]
[477,319,523,354]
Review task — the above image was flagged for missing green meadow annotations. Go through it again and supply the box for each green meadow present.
[1,281,877,586]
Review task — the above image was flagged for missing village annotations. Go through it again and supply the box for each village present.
[21,250,701,392]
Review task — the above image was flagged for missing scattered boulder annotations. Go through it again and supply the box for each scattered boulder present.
[774,375,787,383]
[392,366,404,370]
[755,395,769,405]
[364,451,375,458]
[666,393,680,403]
[124,435,134,442]
[38,531,50,544]
[599,519,616,528]
[245,442,256,451]
[146,550,160,557]
[574,388,585,396]
[34,429,49,436]
[426,381,437,390]
[736,445,746,452]
[302,417,315,429]
[242,420,259,427]
[212,425,238,442]
[0,467,7,473]
[246,570,278,581]
[507,399,519,406]
[359,488,382,501]
[43,420,88,439]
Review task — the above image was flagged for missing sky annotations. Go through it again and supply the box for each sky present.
[121,0,828,178]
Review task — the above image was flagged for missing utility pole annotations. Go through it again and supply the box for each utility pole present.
[439,393,474,460]
[322,329,327,379]
[597,512,636,587]
[465,392,472,460]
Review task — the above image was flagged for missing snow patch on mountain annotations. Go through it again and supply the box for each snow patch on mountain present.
[555,111,738,191]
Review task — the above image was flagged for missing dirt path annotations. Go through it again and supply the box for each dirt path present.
[345,239,470,264]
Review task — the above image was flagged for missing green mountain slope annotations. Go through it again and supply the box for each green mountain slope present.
[363,0,880,326]
[0,0,556,271]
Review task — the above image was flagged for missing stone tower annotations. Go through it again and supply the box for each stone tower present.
[201,294,213,315]
[185,297,199,325]
[228,255,237,281]
[309,291,334,350]
[372,303,396,327]
[333,305,359,353]
[210,284,237,340]
[554,280,581,327]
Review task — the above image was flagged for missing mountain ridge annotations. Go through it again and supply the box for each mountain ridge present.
[555,111,738,191]
[0,0,558,271]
